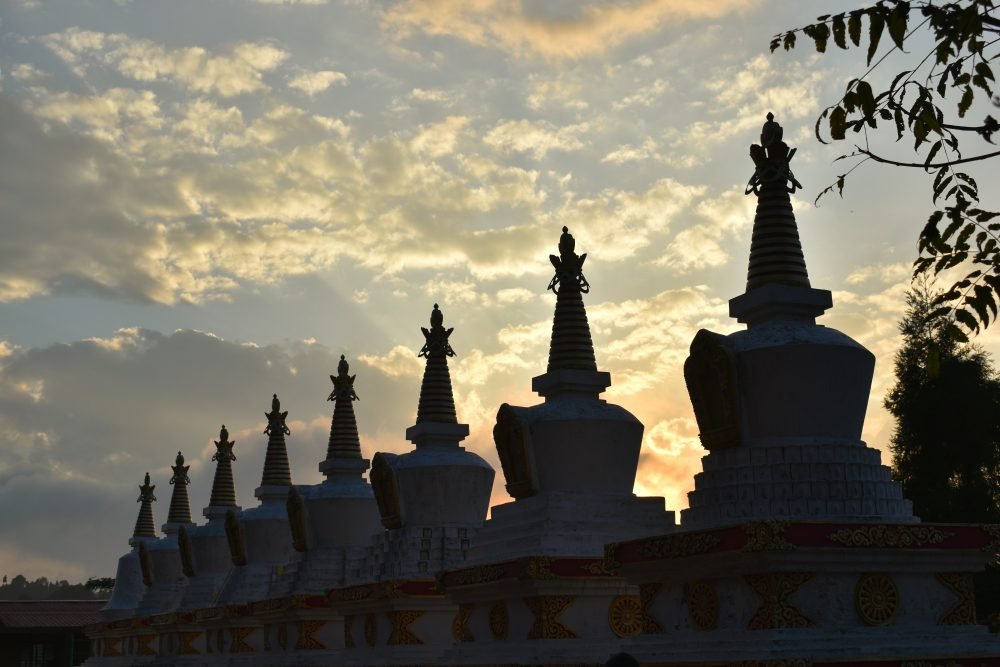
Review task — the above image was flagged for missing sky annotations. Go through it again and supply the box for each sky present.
[0,0,998,582]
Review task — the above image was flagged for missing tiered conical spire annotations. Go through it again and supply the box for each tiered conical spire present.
[325,355,362,460]
[416,304,458,423]
[744,112,810,291]
[131,472,157,543]
[260,394,292,487]
[166,451,193,525]
[546,226,597,372]
[208,425,238,509]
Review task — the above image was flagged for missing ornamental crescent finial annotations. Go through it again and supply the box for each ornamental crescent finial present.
[548,226,589,294]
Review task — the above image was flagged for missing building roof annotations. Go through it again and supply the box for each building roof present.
[0,600,105,630]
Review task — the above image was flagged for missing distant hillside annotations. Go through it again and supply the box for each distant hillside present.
[0,575,112,601]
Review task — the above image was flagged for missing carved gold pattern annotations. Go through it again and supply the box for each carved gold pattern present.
[453,604,474,642]
[746,572,814,630]
[450,564,505,586]
[687,580,719,631]
[136,634,156,656]
[639,582,663,634]
[640,532,721,560]
[179,631,199,655]
[343,615,355,648]
[489,601,509,640]
[230,627,254,653]
[608,596,642,638]
[937,573,977,625]
[855,573,899,626]
[364,613,377,647]
[582,558,613,576]
[277,622,288,650]
[829,525,953,548]
[743,522,794,551]
[494,403,535,498]
[105,638,122,657]
[388,610,424,645]
[296,620,326,650]
[524,556,557,579]
[526,595,578,639]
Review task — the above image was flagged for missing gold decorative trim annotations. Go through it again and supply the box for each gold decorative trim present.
[453,604,474,642]
[524,556,558,580]
[746,572,814,630]
[449,564,506,586]
[855,573,899,626]
[608,596,642,638]
[364,613,377,647]
[136,634,156,656]
[178,631,199,656]
[639,582,663,634]
[640,532,721,560]
[230,626,254,653]
[937,572,977,625]
[526,595,577,639]
[296,620,326,650]
[830,525,952,548]
[743,522,794,551]
[687,580,719,631]
[489,601,509,640]
[344,615,355,648]
[388,610,424,645]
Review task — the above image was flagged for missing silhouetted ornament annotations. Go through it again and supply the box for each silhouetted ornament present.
[743,112,810,292]
[415,304,459,424]
[264,393,291,437]
[684,330,740,450]
[545,227,597,372]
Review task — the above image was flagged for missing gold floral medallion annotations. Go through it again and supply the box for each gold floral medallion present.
[687,580,719,631]
[608,596,642,638]
[855,573,899,626]
[489,601,509,640]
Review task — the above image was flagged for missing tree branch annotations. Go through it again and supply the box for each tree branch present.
[857,147,1000,167]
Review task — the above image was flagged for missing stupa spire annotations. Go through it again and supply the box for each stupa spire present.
[205,425,239,519]
[416,304,458,424]
[546,226,597,372]
[744,112,810,291]
[258,393,292,495]
[325,355,362,460]
[165,451,193,527]
[730,113,832,327]
[131,472,157,545]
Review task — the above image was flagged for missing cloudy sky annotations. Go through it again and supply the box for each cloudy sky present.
[1,0,998,582]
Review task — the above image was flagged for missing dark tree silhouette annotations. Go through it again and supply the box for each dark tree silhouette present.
[772,1,999,339]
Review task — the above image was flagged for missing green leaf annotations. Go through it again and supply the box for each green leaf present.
[867,10,885,65]
[955,308,980,333]
[887,1,909,50]
[974,284,997,322]
[833,14,847,49]
[958,86,974,117]
[829,106,848,140]
[976,63,996,82]
[924,343,941,377]
[894,107,905,139]
[848,10,863,46]
[945,322,970,344]
[770,36,782,52]
[976,211,1000,223]
[925,140,941,169]
[783,31,797,51]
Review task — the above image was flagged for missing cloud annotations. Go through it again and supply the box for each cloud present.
[484,119,589,159]
[657,185,755,273]
[43,28,288,97]
[288,69,348,94]
[381,0,759,59]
